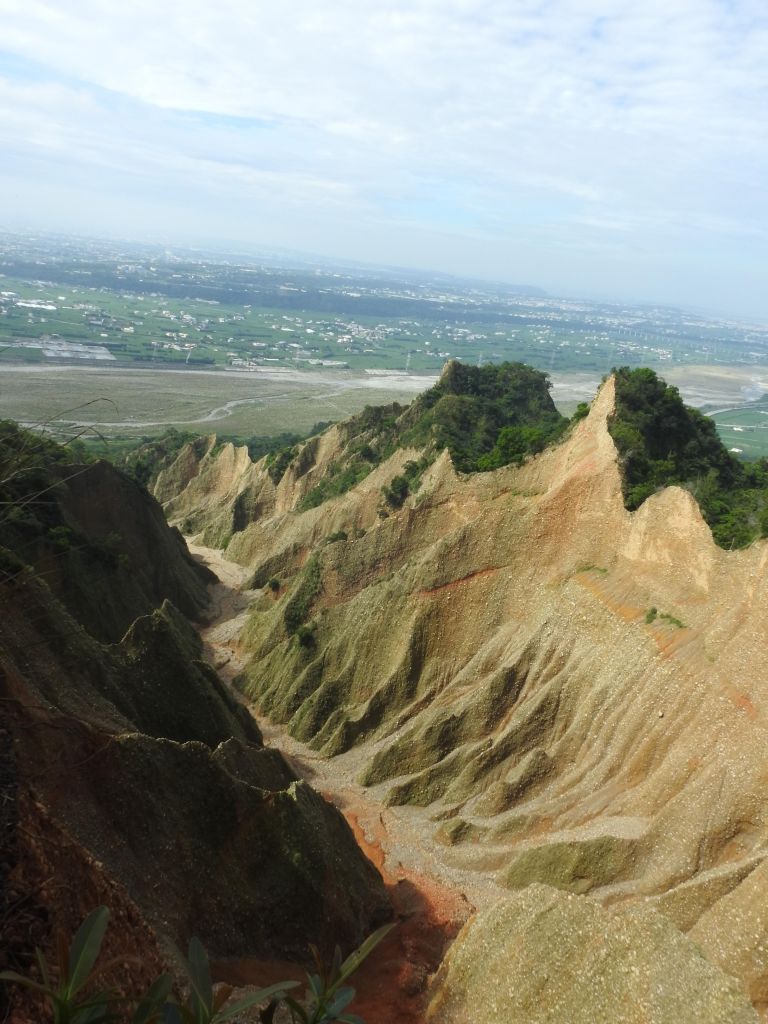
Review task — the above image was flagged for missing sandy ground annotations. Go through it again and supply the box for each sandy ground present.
[188,539,492,1024]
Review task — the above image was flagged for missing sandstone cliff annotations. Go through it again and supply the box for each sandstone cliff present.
[155,374,768,1015]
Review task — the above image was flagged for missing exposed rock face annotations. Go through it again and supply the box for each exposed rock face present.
[154,420,420,556]
[1,456,213,642]
[426,885,759,1023]
[156,375,768,1010]
[1,441,390,1008]
[0,567,389,963]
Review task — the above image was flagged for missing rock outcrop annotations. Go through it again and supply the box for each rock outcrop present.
[0,434,390,1017]
[426,885,759,1024]
[0,561,388,965]
[0,451,213,643]
[153,373,768,1013]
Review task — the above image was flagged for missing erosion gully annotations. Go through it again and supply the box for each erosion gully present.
[188,542,476,1024]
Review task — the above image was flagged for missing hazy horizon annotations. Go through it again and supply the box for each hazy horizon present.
[2,1,766,318]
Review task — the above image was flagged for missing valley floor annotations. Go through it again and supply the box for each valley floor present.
[189,540,493,1023]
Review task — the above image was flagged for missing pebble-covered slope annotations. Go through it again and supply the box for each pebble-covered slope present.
[426,885,759,1024]
[192,376,768,1012]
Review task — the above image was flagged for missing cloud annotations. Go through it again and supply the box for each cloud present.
[0,0,767,313]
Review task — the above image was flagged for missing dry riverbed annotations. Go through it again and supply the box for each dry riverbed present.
[188,539,493,1024]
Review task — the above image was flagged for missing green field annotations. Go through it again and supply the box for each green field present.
[5,243,767,379]
[4,235,768,458]
[0,271,664,374]
[0,365,428,445]
[711,400,768,460]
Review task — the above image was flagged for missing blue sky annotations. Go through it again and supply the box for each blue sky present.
[0,0,767,317]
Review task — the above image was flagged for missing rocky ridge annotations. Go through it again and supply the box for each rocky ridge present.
[154,372,768,1018]
[0,437,389,1020]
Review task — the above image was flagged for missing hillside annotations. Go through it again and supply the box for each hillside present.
[9,362,768,1022]
[148,365,768,1019]
[0,421,213,641]
[146,359,566,553]
[610,366,768,548]
[0,426,389,1020]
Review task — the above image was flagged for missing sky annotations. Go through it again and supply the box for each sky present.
[0,0,767,317]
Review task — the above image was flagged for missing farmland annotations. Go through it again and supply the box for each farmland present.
[4,232,768,378]
[3,232,768,455]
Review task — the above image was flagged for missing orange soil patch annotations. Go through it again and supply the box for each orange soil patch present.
[417,566,500,598]
[730,691,758,721]
[651,625,695,660]
[212,802,469,1024]
[339,808,469,1024]
[575,574,645,622]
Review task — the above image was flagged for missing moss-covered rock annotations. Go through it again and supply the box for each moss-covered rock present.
[503,834,636,894]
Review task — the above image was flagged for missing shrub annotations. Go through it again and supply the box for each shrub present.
[284,556,323,634]
[296,623,317,649]
[1,908,394,1024]
[609,366,768,549]
[382,475,409,509]
[572,402,591,422]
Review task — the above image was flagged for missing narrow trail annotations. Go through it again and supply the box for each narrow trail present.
[188,540,477,1024]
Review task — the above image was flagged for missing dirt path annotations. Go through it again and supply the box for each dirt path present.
[188,540,257,682]
[188,540,480,1024]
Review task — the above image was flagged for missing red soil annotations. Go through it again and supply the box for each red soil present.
[417,565,499,598]
[212,804,470,1024]
[340,808,469,1024]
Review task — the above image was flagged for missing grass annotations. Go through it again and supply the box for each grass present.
[284,555,323,635]
[0,366,423,443]
[711,399,768,460]
[645,607,686,628]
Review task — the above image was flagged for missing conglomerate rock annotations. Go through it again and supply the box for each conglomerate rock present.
[425,884,758,1024]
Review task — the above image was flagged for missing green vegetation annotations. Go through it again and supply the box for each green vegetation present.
[610,367,768,549]
[398,361,566,473]
[284,555,323,634]
[382,473,410,509]
[711,397,768,460]
[1,906,392,1024]
[296,622,317,649]
[381,456,434,508]
[285,362,568,514]
[282,923,394,1024]
[4,232,768,382]
[0,907,178,1024]
[120,429,321,488]
[267,444,300,484]
[300,461,375,510]
[0,420,94,574]
[572,401,591,422]
[121,428,197,485]
[646,608,686,629]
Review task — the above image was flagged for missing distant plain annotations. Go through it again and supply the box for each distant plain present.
[3,361,768,455]
[4,234,768,455]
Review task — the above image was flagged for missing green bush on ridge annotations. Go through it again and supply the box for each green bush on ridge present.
[610,366,768,550]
